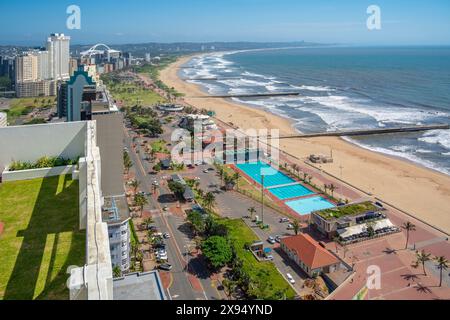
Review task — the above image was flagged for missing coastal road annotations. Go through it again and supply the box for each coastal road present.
[178,165,308,293]
[124,123,223,300]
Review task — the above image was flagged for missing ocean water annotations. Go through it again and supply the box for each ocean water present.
[181,47,450,175]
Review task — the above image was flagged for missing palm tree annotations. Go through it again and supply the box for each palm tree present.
[402,221,416,249]
[323,184,328,195]
[197,188,205,198]
[222,279,237,300]
[134,194,148,217]
[292,164,298,176]
[292,220,301,235]
[233,172,240,191]
[333,236,340,253]
[302,172,308,182]
[328,184,337,198]
[203,192,216,211]
[144,217,154,230]
[247,207,256,220]
[434,256,449,287]
[218,168,225,186]
[130,179,140,193]
[415,250,432,276]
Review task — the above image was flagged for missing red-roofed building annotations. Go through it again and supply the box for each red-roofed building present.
[280,234,341,277]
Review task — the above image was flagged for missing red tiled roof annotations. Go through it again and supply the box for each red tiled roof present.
[281,234,339,269]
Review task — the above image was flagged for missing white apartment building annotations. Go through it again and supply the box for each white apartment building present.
[34,50,50,80]
[47,33,70,80]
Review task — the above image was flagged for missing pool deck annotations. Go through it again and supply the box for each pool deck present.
[231,163,337,221]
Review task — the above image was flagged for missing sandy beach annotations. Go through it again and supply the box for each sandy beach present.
[160,55,450,234]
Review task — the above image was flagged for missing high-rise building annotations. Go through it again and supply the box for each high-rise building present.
[14,51,57,98]
[47,33,70,80]
[69,57,78,77]
[15,54,38,82]
[33,50,50,80]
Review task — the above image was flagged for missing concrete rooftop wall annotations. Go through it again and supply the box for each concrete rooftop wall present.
[0,121,87,172]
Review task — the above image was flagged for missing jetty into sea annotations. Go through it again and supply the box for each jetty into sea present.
[269,123,450,139]
[191,92,302,98]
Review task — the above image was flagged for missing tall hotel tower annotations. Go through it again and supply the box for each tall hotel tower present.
[47,33,70,80]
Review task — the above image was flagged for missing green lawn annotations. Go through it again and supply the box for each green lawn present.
[106,82,165,107]
[218,218,296,299]
[151,139,170,154]
[0,175,84,300]
[5,97,56,124]
[316,201,377,220]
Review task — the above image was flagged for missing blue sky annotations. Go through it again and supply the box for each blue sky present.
[0,0,449,45]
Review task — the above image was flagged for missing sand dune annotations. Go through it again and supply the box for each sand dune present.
[160,55,450,234]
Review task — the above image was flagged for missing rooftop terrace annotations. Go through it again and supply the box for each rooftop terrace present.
[0,175,84,300]
[314,201,379,221]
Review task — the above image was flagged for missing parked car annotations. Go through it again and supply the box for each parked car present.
[286,273,296,284]
[267,236,276,244]
[203,169,209,173]
[279,217,289,223]
[275,235,282,243]
[159,263,173,271]
[264,255,274,261]
[287,224,294,230]
[163,232,170,239]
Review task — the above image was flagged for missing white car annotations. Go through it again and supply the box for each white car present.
[264,255,274,261]
[286,273,295,284]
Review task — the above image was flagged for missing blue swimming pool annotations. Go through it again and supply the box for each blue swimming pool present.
[285,196,335,216]
[268,183,315,200]
[236,161,295,187]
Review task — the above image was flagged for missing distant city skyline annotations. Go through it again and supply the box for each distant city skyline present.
[0,0,449,46]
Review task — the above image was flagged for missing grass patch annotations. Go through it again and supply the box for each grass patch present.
[218,218,296,299]
[5,97,56,124]
[151,139,170,154]
[103,81,165,107]
[316,201,377,220]
[0,175,84,300]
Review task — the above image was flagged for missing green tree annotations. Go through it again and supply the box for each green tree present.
[402,221,416,249]
[434,256,449,287]
[222,279,237,300]
[134,193,148,217]
[123,151,132,173]
[168,180,185,199]
[130,179,140,193]
[202,236,233,270]
[328,184,337,198]
[113,266,122,278]
[415,250,431,276]
[143,217,154,230]
[292,220,301,235]
[187,210,205,235]
[232,172,240,191]
[203,192,216,211]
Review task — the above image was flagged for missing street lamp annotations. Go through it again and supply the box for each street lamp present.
[261,174,265,226]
